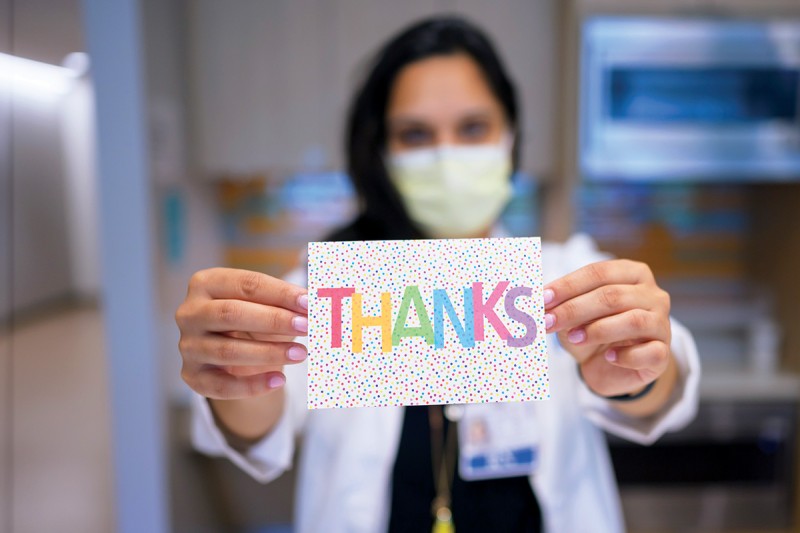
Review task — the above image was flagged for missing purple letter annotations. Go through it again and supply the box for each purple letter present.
[503,286,538,347]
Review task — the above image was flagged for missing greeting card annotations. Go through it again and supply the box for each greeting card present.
[306,237,549,409]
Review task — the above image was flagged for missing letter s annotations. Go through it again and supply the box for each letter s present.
[503,286,537,348]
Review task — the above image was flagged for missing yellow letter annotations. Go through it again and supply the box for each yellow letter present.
[352,292,392,353]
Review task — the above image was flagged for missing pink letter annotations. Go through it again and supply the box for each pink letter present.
[472,282,511,341]
[317,288,355,347]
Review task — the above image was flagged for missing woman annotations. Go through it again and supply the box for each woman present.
[176,16,700,533]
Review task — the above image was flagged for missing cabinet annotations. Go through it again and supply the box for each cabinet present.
[708,0,800,9]
[610,399,799,531]
[575,0,800,13]
[187,0,558,178]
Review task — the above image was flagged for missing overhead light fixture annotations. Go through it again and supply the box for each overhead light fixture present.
[0,52,88,97]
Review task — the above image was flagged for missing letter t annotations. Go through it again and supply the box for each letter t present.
[317,287,355,348]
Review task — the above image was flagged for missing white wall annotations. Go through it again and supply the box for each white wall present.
[142,0,223,403]
[187,0,559,178]
[10,86,74,311]
[0,0,12,523]
[60,77,101,300]
[3,0,97,314]
[8,0,84,65]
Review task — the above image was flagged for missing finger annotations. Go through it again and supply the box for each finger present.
[223,330,298,343]
[580,355,647,397]
[181,334,307,367]
[543,260,653,311]
[555,330,597,363]
[203,299,308,336]
[545,284,647,333]
[188,367,286,400]
[562,309,669,348]
[225,364,281,377]
[604,340,670,377]
[189,268,308,314]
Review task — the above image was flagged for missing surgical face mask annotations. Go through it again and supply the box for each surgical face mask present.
[385,138,513,238]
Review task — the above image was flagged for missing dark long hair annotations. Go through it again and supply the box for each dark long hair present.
[328,15,520,242]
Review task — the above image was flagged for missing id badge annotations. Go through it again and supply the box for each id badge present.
[451,402,539,481]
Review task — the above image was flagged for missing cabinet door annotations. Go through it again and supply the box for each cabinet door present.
[189,0,335,175]
[574,0,703,10]
[189,0,559,177]
[327,0,449,171]
[708,0,800,11]
[453,0,559,178]
[576,0,800,13]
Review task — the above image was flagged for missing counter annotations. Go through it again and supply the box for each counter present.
[700,371,800,402]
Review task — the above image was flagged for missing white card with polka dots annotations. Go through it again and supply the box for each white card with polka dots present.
[306,237,549,409]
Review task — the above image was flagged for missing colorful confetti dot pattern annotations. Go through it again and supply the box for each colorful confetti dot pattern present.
[306,237,549,409]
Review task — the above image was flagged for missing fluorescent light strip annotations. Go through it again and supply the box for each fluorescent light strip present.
[0,52,79,96]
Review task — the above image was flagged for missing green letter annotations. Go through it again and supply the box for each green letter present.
[392,285,434,346]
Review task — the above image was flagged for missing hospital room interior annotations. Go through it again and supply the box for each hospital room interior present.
[3,0,800,531]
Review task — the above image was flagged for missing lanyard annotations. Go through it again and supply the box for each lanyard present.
[429,405,457,533]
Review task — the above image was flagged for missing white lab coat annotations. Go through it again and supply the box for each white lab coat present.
[190,233,701,533]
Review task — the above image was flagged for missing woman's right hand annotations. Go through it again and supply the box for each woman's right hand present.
[175,267,309,401]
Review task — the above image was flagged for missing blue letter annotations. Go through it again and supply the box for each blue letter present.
[434,287,475,349]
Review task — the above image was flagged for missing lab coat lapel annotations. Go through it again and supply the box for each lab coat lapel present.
[342,405,405,532]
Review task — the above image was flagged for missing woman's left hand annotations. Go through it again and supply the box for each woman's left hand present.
[543,259,673,399]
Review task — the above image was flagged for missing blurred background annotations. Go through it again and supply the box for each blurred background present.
[1,0,800,532]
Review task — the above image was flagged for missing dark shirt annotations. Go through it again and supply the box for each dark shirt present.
[388,405,542,532]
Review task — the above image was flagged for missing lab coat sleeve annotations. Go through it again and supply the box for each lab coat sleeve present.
[187,265,310,483]
[576,318,700,445]
[189,390,295,483]
[554,233,701,445]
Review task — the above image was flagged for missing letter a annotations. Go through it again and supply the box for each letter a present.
[392,285,434,346]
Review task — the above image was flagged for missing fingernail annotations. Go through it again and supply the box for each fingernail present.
[605,349,617,363]
[287,345,307,361]
[543,289,554,305]
[292,316,308,333]
[297,294,308,310]
[268,374,286,388]
[568,329,586,344]
[545,313,556,331]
